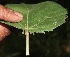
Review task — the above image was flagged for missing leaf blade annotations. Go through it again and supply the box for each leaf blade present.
[0,1,68,33]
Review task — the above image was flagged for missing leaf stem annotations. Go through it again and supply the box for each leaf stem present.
[26,28,29,56]
[26,10,29,56]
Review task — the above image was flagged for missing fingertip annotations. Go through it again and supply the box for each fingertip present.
[13,11,23,22]
[0,4,23,22]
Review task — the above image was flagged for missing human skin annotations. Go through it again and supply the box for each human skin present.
[0,4,23,41]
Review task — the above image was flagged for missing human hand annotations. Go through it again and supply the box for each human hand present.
[0,4,23,41]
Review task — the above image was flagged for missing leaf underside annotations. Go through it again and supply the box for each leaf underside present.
[0,1,67,34]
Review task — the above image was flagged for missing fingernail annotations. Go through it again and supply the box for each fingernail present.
[14,11,23,22]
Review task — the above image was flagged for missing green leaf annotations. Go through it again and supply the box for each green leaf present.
[0,1,67,34]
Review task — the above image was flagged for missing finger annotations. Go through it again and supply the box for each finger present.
[0,23,11,41]
[0,4,23,22]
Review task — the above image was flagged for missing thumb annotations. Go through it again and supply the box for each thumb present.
[0,23,11,41]
[0,4,23,22]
